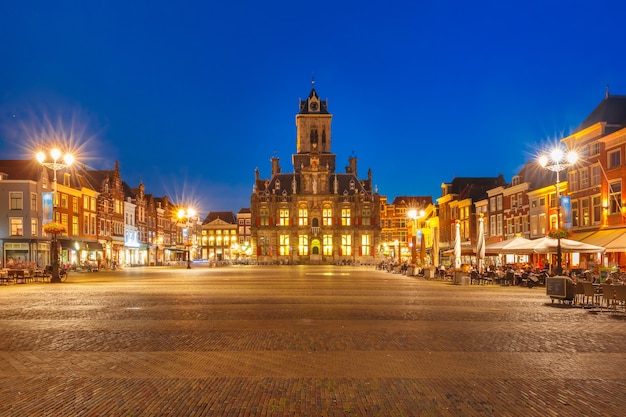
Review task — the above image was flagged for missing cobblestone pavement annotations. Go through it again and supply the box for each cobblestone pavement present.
[0,265,624,416]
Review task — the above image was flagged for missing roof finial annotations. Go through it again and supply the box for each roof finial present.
[606,83,610,98]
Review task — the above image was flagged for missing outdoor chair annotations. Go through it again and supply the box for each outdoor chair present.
[582,282,600,308]
[601,284,615,311]
[613,285,626,312]
[573,281,586,306]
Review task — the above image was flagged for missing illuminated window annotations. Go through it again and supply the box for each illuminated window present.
[341,208,351,226]
[279,234,290,255]
[73,197,79,213]
[10,218,23,236]
[361,234,371,256]
[323,207,332,226]
[279,208,290,226]
[298,235,309,255]
[72,217,79,236]
[298,206,308,226]
[572,201,579,227]
[31,218,38,237]
[323,235,333,255]
[31,193,37,211]
[609,180,622,215]
[61,194,68,209]
[592,196,602,224]
[581,199,590,226]
[341,234,352,256]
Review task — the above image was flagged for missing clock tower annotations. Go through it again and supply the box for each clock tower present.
[295,79,332,154]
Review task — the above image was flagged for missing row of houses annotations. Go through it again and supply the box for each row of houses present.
[2,85,625,270]
[0,158,252,269]
[379,91,626,271]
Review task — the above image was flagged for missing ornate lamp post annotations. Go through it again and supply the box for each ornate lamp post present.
[407,208,425,266]
[177,208,196,269]
[36,148,74,283]
[539,147,578,275]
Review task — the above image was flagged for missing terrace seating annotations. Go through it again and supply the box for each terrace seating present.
[601,284,615,311]
[613,285,626,312]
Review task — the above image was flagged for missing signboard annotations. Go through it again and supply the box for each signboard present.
[560,196,572,229]
[42,192,53,225]
[546,276,574,301]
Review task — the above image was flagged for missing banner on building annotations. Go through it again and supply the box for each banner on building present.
[42,192,53,225]
[560,195,572,229]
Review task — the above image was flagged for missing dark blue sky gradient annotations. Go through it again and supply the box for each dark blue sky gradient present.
[2,1,626,216]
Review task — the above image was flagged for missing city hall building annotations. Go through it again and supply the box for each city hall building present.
[250,83,381,264]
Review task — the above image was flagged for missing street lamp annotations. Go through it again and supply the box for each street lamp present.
[539,147,578,275]
[36,148,74,283]
[177,208,196,269]
[407,208,425,266]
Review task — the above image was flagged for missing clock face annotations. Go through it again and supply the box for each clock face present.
[310,101,319,111]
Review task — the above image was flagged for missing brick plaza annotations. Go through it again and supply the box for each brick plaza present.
[0,265,624,416]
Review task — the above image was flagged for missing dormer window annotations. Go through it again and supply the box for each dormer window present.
[349,180,355,190]
[275,179,281,190]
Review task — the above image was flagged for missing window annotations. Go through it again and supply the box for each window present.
[91,197,96,211]
[568,171,578,192]
[590,142,600,155]
[9,192,23,210]
[341,208,351,226]
[323,207,332,226]
[580,169,589,189]
[31,218,38,236]
[279,208,290,226]
[496,214,503,236]
[260,207,269,226]
[362,207,371,225]
[61,194,68,209]
[572,201,579,227]
[490,215,496,236]
[591,165,601,187]
[489,197,496,212]
[298,235,309,255]
[323,235,333,256]
[31,193,37,211]
[279,234,289,256]
[608,150,621,170]
[609,180,622,215]
[72,216,79,236]
[10,218,23,236]
[341,234,352,256]
[581,199,590,226]
[539,213,547,235]
[592,196,602,224]
[361,234,371,256]
[496,195,503,210]
[84,196,89,209]
[84,214,89,234]
[298,206,308,226]
[73,197,79,213]
[511,194,517,210]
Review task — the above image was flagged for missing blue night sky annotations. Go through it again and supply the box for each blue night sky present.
[2,1,626,216]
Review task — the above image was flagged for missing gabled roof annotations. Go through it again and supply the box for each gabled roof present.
[575,94,626,134]
[0,160,42,181]
[513,161,557,191]
[203,211,236,225]
[391,196,433,206]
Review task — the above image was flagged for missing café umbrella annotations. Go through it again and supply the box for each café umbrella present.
[432,227,440,267]
[454,220,461,269]
[476,215,485,273]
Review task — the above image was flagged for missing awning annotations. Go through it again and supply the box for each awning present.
[581,229,626,252]
[59,240,103,251]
